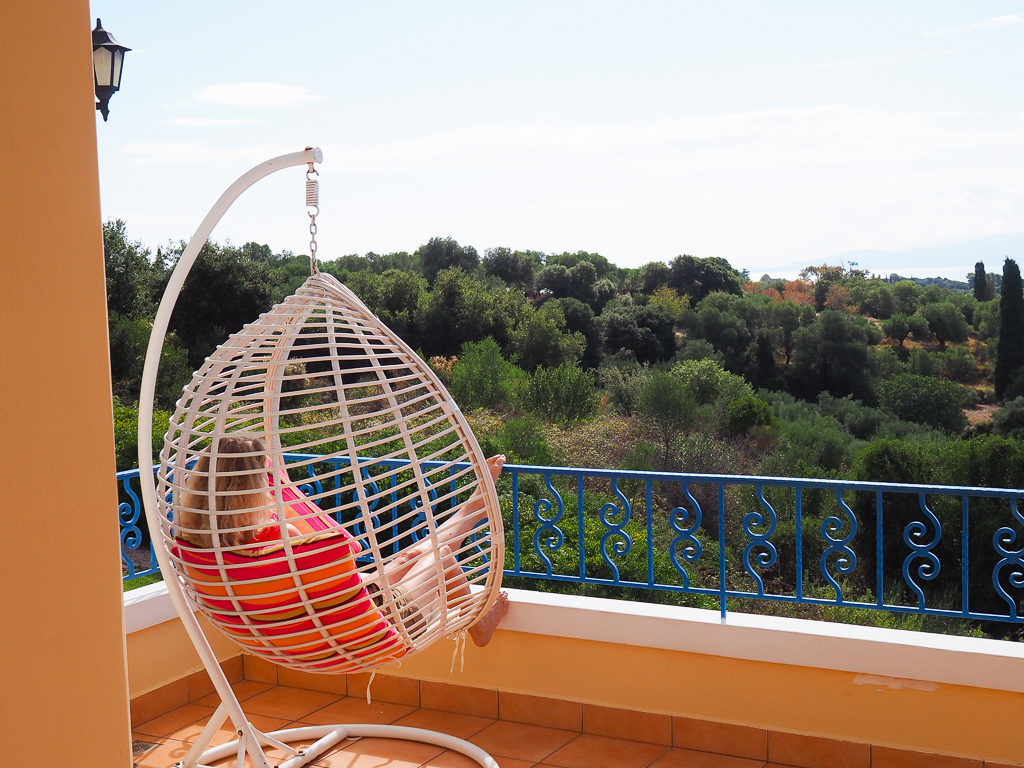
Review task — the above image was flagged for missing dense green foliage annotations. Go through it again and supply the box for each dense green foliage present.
[105,221,1024,638]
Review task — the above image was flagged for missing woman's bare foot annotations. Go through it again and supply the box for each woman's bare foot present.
[486,454,505,482]
[468,590,509,647]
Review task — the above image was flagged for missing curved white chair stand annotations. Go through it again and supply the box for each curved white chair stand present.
[137,147,499,768]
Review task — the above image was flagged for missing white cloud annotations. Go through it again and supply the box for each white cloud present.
[121,141,294,166]
[161,117,262,127]
[191,82,324,110]
[925,14,1024,36]
[973,14,1024,28]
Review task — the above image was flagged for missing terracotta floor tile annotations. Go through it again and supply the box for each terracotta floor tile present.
[131,679,190,727]
[585,703,672,746]
[277,666,349,695]
[673,717,767,761]
[468,720,578,762]
[499,691,582,732]
[648,747,767,767]
[348,671,421,706]
[133,703,217,738]
[241,685,341,720]
[192,680,275,708]
[544,733,669,768]
[161,711,293,747]
[417,751,540,768]
[242,654,279,684]
[132,736,192,768]
[300,696,416,726]
[314,736,445,767]
[871,746,981,768]
[393,707,496,739]
[421,681,499,719]
[768,731,869,768]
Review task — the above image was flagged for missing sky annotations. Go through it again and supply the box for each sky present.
[90,1,1024,280]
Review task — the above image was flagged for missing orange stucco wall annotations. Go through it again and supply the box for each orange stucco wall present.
[127,615,244,699]
[388,629,1024,764]
[0,3,131,767]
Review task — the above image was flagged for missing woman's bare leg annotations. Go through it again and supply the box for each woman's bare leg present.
[432,454,505,549]
[468,591,509,647]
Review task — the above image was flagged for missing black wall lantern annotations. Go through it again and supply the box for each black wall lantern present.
[92,19,130,121]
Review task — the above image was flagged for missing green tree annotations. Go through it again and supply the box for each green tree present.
[640,261,671,292]
[877,373,968,434]
[891,280,922,316]
[449,337,526,410]
[918,302,969,349]
[509,301,585,371]
[973,299,1000,339]
[170,241,279,369]
[417,236,479,284]
[767,300,811,364]
[995,258,1024,399]
[881,313,911,348]
[557,298,603,369]
[973,261,987,302]
[482,247,539,292]
[667,254,743,303]
[415,267,494,357]
[601,304,676,364]
[638,372,697,467]
[103,219,158,318]
[724,393,774,434]
[790,310,876,403]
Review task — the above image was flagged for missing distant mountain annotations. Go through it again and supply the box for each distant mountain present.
[758,232,1024,282]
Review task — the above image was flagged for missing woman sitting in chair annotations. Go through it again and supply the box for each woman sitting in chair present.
[177,435,509,646]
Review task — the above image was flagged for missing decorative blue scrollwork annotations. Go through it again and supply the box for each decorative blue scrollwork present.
[350,464,385,550]
[669,483,703,588]
[742,485,778,595]
[992,498,1024,618]
[902,493,942,609]
[598,479,633,583]
[119,479,144,577]
[821,489,858,601]
[533,473,565,576]
[408,468,439,545]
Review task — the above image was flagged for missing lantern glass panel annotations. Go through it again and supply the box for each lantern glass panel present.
[111,49,124,89]
[94,47,113,87]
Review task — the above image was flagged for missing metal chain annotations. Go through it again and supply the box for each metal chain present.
[306,165,320,274]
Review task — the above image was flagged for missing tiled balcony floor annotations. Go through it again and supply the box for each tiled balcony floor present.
[131,682,775,768]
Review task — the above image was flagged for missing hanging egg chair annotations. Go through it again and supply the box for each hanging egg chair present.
[138,147,503,768]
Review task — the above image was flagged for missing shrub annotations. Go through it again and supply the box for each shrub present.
[993,396,1024,439]
[639,372,697,467]
[907,347,936,377]
[449,337,527,410]
[939,345,976,382]
[523,363,599,423]
[724,394,774,434]
[488,416,554,466]
[598,364,649,416]
[113,398,172,471]
[877,374,968,434]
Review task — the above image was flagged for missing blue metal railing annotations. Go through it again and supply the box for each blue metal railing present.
[118,459,1024,626]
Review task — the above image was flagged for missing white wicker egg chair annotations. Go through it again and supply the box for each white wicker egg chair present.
[138,148,503,768]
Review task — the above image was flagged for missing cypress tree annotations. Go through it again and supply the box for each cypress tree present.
[973,261,987,302]
[995,258,1024,399]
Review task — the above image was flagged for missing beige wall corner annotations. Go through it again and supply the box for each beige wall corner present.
[0,2,131,766]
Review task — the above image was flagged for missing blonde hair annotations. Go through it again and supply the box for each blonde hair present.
[178,435,272,547]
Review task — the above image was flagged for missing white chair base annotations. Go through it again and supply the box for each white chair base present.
[180,720,499,768]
